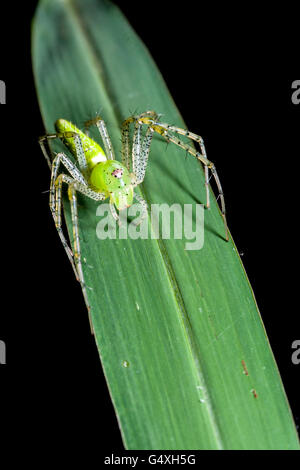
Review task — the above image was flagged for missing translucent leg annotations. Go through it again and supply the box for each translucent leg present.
[109,203,120,225]
[53,174,106,333]
[39,131,89,178]
[50,162,78,279]
[68,182,94,333]
[121,111,158,173]
[136,117,228,241]
[133,193,148,225]
[50,152,106,281]
[150,123,211,208]
[84,116,115,160]
[39,137,52,169]
[52,152,88,186]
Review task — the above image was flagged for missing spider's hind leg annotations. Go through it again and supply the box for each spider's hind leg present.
[39,133,58,169]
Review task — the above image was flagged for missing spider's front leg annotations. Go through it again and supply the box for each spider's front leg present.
[49,147,106,330]
[119,112,158,225]
[52,173,93,332]
[109,203,121,226]
[121,111,159,175]
[137,118,229,242]
[133,192,148,225]
[52,171,106,333]
[49,154,81,280]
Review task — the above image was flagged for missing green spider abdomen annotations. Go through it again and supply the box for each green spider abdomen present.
[55,118,106,168]
[90,160,134,210]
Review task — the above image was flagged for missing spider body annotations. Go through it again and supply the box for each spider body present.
[55,118,134,210]
[39,111,228,325]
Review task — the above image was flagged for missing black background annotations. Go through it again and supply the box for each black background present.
[0,0,299,454]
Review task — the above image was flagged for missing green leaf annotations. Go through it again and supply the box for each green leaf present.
[32,0,299,450]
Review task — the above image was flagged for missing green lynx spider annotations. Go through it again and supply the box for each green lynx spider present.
[39,111,228,319]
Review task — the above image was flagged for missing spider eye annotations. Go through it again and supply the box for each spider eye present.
[111,168,123,178]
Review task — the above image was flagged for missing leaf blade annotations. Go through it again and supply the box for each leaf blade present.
[32,0,299,449]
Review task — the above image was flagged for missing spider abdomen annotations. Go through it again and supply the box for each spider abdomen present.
[55,118,106,168]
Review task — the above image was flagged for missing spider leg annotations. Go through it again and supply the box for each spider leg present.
[132,121,155,184]
[164,124,210,209]
[133,192,148,225]
[84,116,115,160]
[39,131,89,179]
[53,173,106,333]
[39,132,75,168]
[67,181,94,333]
[50,155,80,279]
[109,203,121,226]
[121,111,158,174]
[136,118,228,241]
[53,173,93,331]
[39,135,53,169]
[50,151,105,276]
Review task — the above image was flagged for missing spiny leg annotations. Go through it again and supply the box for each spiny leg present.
[50,152,89,275]
[160,124,210,208]
[137,117,228,241]
[50,152,105,279]
[54,175,106,333]
[52,169,106,265]
[118,112,158,226]
[109,203,120,225]
[50,161,78,279]
[52,151,88,187]
[133,192,148,225]
[132,122,155,184]
[39,131,89,179]
[39,132,75,169]
[84,116,115,160]
[67,182,94,333]
[121,111,158,172]
[39,136,53,169]
[135,119,211,207]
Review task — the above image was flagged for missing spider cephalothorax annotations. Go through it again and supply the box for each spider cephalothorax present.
[89,160,134,210]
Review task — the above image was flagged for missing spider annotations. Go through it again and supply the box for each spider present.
[39,111,228,319]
